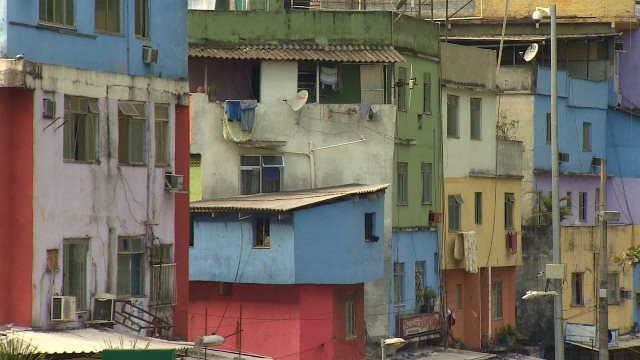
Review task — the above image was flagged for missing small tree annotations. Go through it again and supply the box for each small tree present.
[613,245,640,268]
[530,191,572,225]
[496,111,519,140]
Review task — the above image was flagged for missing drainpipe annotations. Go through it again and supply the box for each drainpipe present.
[487,266,492,343]
[106,87,118,294]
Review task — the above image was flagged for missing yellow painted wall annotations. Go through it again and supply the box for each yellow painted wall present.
[478,0,635,22]
[443,176,522,270]
[189,158,202,202]
[561,225,637,334]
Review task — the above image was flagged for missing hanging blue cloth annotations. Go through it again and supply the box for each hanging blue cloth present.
[226,101,241,121]
[239,100,258,131]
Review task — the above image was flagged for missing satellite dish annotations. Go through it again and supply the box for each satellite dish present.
[288,90,308,111]
[523,43,539,62]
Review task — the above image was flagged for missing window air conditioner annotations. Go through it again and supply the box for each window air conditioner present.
[142,46,159,64]
[165,173,184,191]
[620,288,632,300]
[92,295,115,322]
[559,153,570,163]
[428,211,442,224]
[51,296,76,322]
[43,99,56,119]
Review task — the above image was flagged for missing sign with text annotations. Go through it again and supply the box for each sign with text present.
[397,313,441,337]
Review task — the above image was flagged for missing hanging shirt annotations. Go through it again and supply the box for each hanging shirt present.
[226,100,241,121]
[239,100,258,131]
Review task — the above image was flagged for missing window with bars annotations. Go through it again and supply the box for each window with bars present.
[397,162,408,205]
[415,261,426,306]
[505,193,515,229]
[448,195,462,231]
[475,192,482,224]
[40,0,74,27]
[470,98,482,140]
[118,102,146,165]
[255,218,270,248]
[397,68,407,111]
[394,262,405,305]
[155,104,169,166]
[64,96,99,162]
[151,244,176,306]
[421,163,432,204]
[423,72,432,114]
[447,95,459,138]
[95,0,121,33]
[345,292,356,338]
[579,192,587,222]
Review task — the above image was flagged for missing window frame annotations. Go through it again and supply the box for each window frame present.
[154,104,170,167]
[491,281,503,319]
[397,162,408,205]
[64,95,99,163]
[393,262,405,306]
[415,261,426,306]
[421,162,432,204]
[470,97,482,140]
[364,212,378,242]
[150,243,176,306]
[95,0,122,34]
[571,272,584,306]
[446,94,459,138]
[455,283,463,310]
[240,155,284,195]
[578,192,587,222]
[397,67,407,111]
[134,0,150,38]
[39,0,75,28]
[63,238,89,310]
[474,192,483,224]
[505,193,515,229]
[583,121,592,152]
[118,101,146,166]
[423,72,432,115]
[345,291,356,339]
[117,236,145,298]
[546,112,551,144]
[608,272,620,304]
[255,217,271,248]
[448,194,462,231]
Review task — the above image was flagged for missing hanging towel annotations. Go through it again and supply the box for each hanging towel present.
[226,101,241,121]
[239,100,258,131]
[320,67,339,90]
[369,104,382,121]
[453,234,464,261]
[360,103,371,122]
[463,231,478,273]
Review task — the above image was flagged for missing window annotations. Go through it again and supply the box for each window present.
[566,192,573,213]
[255,218,270,247]
[190,154,202,202]
[423,72,432,114]
[40,0,74,27]
[345,292,356,338]
[365,213,378,242]
[361,65,385,104]
[95,0,121,33]
[134,0,149,38]
[189,213,196,247]
[448,195,463,231]
[393,262,405,305]
[447,95,459,138]
[397,68,407,111]
[455,283,462,310]
[117,236,145,297]
[608,273,620,304]
[118,102,146,165]
[492,281,503,319]
[595,187,601,212]
[397,162,408,205]
[571,272,584,306]
[470,98,482,140]
[63,238,88,310]
[155,104,169,166]
[64,96,99,162]
[415,261,425,305]
[297,62,317,103]
[546,113,551,144]
[421,163,432,204]
[578,192,587,222]
[474,192,482,224]
[240,155,284,194]
[151,244,175,305]
[583,122,592,151]
[505,193,515,229]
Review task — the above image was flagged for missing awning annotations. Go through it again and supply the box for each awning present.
[0,328,193,354]
[189,43,405,63]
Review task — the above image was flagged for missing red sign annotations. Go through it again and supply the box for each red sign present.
[397,313,441,337]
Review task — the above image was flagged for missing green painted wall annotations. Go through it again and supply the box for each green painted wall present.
[320,64,361,104]
[392,53,441,228]
[102,349,175,360]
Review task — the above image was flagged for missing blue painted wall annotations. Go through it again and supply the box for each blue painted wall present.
[634,265,640,328]
[3,0,186,79]
[190,196,385,284]
[388,230,440,335]
[293,197,384,284]
[534,67,608,174]
[606,108,640,178]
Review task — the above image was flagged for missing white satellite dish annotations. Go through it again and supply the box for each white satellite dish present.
[523,43,539,62]
[288,90,308,111]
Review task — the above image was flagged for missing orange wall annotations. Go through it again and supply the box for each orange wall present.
[0,88,34,326]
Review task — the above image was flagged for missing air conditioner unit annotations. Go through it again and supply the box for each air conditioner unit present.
[559,152,570,163]
[43,99,56,119]
[591,157,602,167]
[142,46,159,64]
[92,295,115,322]
[635,291,640,303]
[620,288,632,300]
[51,296,76,322]
[165,173,184,191]
[428,211,442,224]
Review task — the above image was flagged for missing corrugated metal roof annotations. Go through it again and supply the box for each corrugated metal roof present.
[0,328,193,354]
[189,43,405,63]
[445,33,620,42]
[191,183,389,213]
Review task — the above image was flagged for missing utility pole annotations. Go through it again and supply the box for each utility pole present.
[598,159,609,360]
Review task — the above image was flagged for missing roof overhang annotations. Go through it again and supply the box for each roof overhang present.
[189,43,405,63]
[444,32,621,44]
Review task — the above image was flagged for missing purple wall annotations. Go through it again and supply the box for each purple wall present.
[618,30,640,109]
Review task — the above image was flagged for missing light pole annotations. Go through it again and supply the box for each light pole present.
[532,5,563,360]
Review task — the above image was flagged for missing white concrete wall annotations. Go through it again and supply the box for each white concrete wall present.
[442,87,497,177]
[29,64,187,329]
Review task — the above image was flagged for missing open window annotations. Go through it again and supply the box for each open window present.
[255,218,270,248]
[365,213,378,242]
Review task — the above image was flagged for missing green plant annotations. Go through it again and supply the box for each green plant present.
[530,190,572,224]
[496,111,519,140]
[207,82,218,100]
[613,245,640,268]
[497,324,519,345]
[0,336,45,360]
[418,286,438,312]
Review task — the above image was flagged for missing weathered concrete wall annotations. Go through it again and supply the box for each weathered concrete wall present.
[441,43,495,90]
[497,140,523,177]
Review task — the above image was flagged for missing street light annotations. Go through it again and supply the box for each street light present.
[531,5,563,360]
[196,335,224,360]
